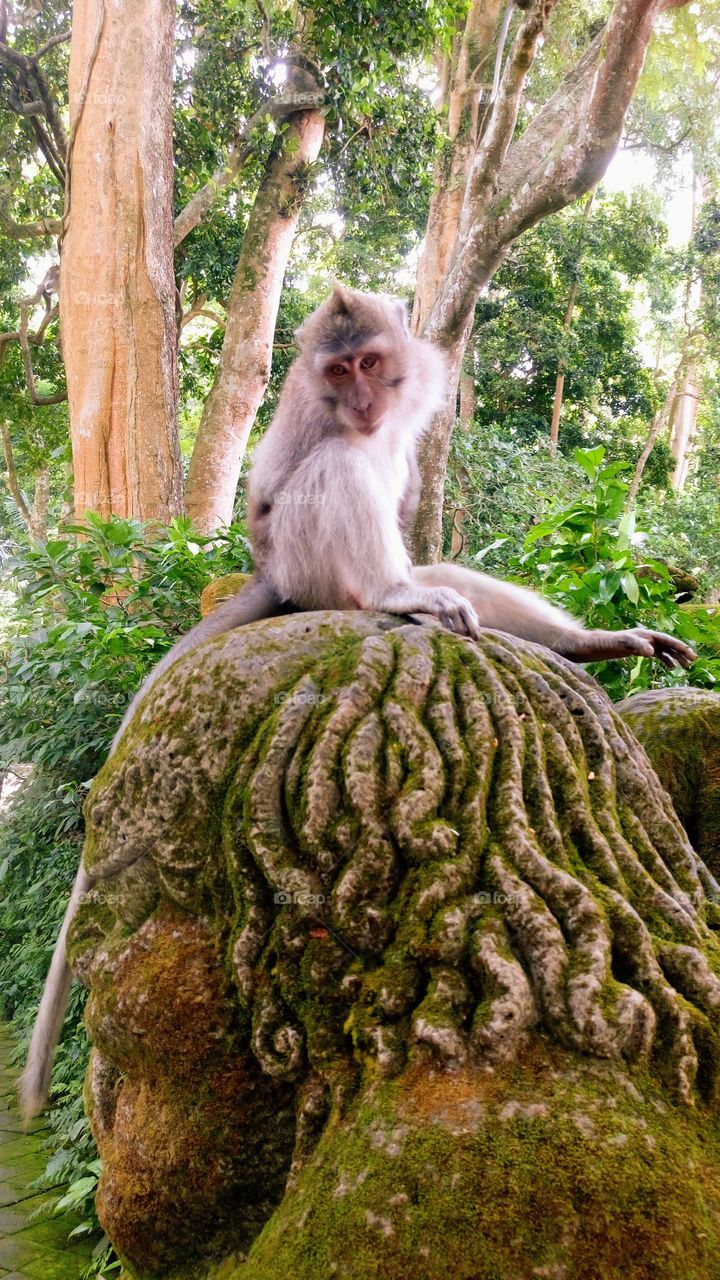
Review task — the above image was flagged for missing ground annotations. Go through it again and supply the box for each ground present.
[0,1024,96,1280]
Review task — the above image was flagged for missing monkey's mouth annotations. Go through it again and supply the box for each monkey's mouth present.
[353,412,385,435]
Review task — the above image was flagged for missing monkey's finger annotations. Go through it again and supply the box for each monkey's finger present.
[635,629,696,667]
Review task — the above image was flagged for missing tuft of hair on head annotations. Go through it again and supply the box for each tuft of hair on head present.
[328,281,353,314]
[295,284,410,360]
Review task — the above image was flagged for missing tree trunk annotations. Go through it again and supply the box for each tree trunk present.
[60,0,182,523]
[410,0,689,562]
[184,108,325,534]
[29,465,49,540]
[626,353,688,508]
[549,191,595,454]
[412,0,506,335]
[669,363,700,493]
[458,367,476,428]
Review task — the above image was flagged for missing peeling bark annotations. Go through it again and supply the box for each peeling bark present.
[184,107,325,534]
[60,0,183,522]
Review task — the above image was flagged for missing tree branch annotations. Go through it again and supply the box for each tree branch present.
[35,29,71,59]
[466,0,560,213]
[0,420,33,528]
[5,91,44,115]
[173,89,324,246]
[0,214,61,239]
[429,0,689,346]
[19,303,66,405]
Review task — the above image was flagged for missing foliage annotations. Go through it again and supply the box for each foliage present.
[0,515,253,1252]
[511,447,720,700]
[466,189,671,449]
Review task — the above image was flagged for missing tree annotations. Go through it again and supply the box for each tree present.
[410,0,692,563]
[183,80,325,532]
[60,0,183,522]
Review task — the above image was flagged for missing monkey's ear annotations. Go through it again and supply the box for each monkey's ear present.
[394,298,410,334]
[329,281,353,314]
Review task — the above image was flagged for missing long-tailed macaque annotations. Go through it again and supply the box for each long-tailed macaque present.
[19,284,695,1122]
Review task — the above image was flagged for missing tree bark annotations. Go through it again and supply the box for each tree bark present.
[60,0,182,522]
[669,363,700,492]
[412,0,506,335]
[459,367,476,429]
[411,0,689,563]
[184,107,325,534]
[626,354,688,508]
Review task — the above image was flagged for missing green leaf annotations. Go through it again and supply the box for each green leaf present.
[620,572,640,605]
[573,446,605,479]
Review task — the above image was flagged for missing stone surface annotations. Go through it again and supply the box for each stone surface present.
[619,686,720,876]
[199,573,252,619]
[71,614,720,1279]
[0,1025,96,1280]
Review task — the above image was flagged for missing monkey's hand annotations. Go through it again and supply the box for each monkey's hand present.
[422,586,482,639]
[555,627,696,669]
[376,584,481,639]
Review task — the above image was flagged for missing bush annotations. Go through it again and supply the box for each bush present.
[0,515,253,1254]
[509,447,720,700]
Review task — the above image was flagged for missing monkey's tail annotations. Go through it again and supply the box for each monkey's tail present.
[17,866,91,1125]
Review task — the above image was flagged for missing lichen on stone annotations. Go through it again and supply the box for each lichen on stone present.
[70,613,720,1279]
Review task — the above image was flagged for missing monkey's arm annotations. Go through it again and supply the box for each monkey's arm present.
[398,450,421,532]
[412,564,695,668]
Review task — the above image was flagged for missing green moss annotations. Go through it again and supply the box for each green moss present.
[227,1047,720,1280]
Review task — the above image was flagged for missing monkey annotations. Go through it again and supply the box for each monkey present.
[19,283,695,1122]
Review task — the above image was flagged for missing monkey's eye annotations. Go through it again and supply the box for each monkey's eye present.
[328,364,348,377]
[360,355,379,370]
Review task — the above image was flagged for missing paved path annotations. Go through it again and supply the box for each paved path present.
[0,1023,97,1279]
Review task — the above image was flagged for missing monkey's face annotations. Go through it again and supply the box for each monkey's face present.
[296,283,411,436]
[321,347,400,435]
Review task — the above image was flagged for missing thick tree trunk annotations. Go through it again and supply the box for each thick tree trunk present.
[411,0,689,562]
[184,108,325,534]
[60,0,182,522]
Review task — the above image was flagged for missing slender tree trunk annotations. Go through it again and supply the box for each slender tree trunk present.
[184,107,325,533]
[0,422,49,539]
[626,356,687,509]
[549,191,595,454]
[459,368,476,428]
[29,465,49,540]
[410,0,688,562]
[670,364,700,493]
[60,0,182,522]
